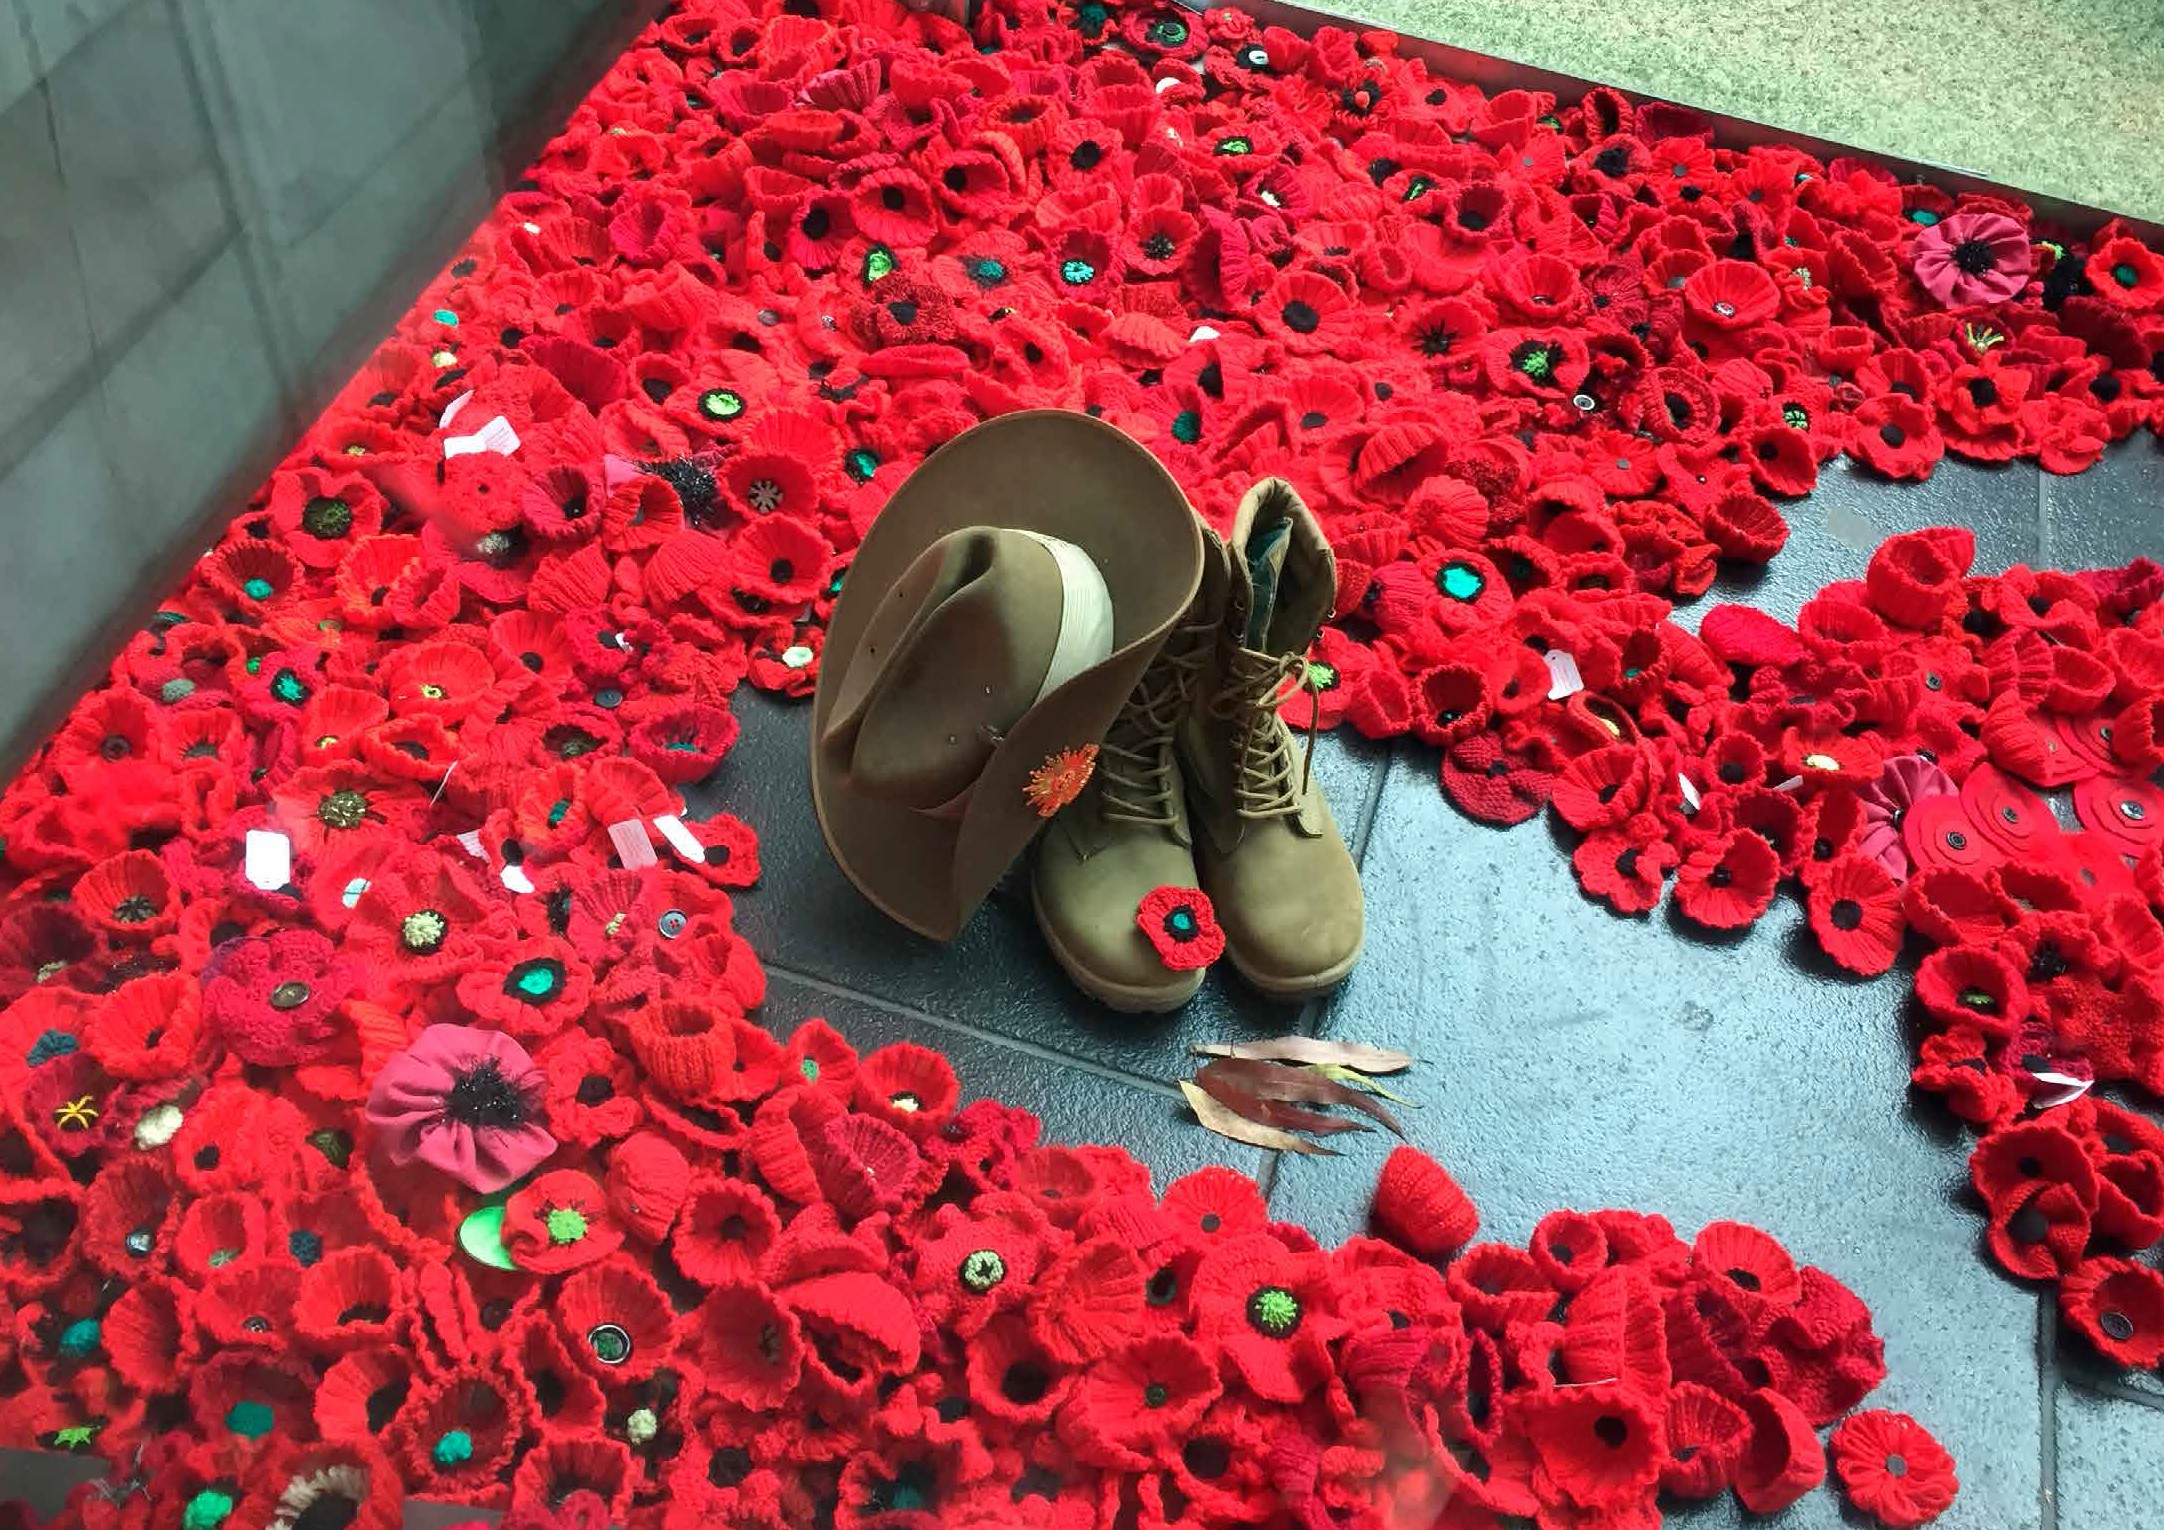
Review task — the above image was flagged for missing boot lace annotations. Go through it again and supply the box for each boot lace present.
[1098,641,1211,827]
[1212,648,1322,819]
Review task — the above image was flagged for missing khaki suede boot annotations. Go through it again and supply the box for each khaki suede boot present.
[1178,481,1364,999]
[1032,531,1230,1012]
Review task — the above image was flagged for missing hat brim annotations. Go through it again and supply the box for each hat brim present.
[811,410,1202,940]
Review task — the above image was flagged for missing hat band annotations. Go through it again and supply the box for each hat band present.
[1013,530,1114,707]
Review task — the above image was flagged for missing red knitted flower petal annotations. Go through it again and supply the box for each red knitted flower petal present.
[1831,1410,1960,1527]
[1135,885,1226,971]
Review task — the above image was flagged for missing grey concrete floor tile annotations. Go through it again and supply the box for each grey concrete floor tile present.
[1271,747,2042,1528]
[2055,1383,2164,1530]
[0,1444,104,1518]
[697,687,1389,1085]
[1692,456,2042,632]
[183,0,479,249]
[0,81,96,465]
[40,0,234,356]
[758,971,1267,1191]
[2042,436,2164,573]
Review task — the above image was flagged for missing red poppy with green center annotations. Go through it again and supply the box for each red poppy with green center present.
[1136,886,1226,970]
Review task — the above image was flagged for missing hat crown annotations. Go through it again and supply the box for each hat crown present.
[824,528,1071,810]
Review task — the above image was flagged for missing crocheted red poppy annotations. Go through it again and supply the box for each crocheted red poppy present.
[201,929,362,1067]
[2059,1257,2164,1369]
[501,1170,623,1274]
[1733,1387,1826,1515]
[1830,1410,1959,1527]
[1806,853,1905,975]
[1661,1382,1750,1499]
[1134,886,1225,971]
[1369,1145,1480,1259]
[1673,830,1780,931]
[1520,1379,1665,1510]
[1189,1234,1342,1403]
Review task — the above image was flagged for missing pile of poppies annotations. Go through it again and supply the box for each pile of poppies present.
[0,0,2157,1514]
[1401,521,2164,1365]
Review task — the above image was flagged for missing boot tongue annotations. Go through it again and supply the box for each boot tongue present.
[1243,519,1292,649]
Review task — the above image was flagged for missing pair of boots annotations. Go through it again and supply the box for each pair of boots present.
[1033,481,1364,1011]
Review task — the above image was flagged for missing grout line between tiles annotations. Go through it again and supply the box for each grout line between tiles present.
[2036,464,2053,567]
[1348,744,1396,868]
[2062,1371,2164,1415]
[761,960,1187,1101]
[2038,1295,2060,1530]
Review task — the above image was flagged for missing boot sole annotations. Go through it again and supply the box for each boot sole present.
[1226,937,1363,1003]
[1031,886,1206,1015]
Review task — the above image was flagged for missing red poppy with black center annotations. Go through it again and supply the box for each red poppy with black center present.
[2059,1257,2164,1368]
[1135,886,1225,971]
[1674,829,1781,930]
[1830,1410,1960,1528]
[1444,732,1557,827]
[1847,394,1944,480]
[1572,819,1678,914]
[1125,205,1196,278]
[1805,853,1905,975]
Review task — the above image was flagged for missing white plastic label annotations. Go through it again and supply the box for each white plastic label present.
[455,830,487,860]
[437,390,474,429]
[1188,325,1220,343]
[244,830,292,891]
[1543,650,1584,700]
[653,814,706,864]
[2030,1071,2092,1110]
[443,414,521,459]
[341,877,371,909]
[500,863,535,895]
[1771,775,1806,794]
[1677,774,1702,814]
[608,819,657,870]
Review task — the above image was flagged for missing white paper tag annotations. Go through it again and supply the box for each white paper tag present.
[1677,774,1702,814]
[1771,775,1806,793]
[1543,650,1584,700]
[437,390,474,429]
[499,863,535,895]
[653,814,706,864]
[608,819,657,870]
[1154,74,1180,93]
[455,830,487,860]
[430,760,458,805]
[2030,1071,2092,1110]
[1188,325,1219,343]
[244,830,292,891]
[341,877,371,909]
[443,414,521,459]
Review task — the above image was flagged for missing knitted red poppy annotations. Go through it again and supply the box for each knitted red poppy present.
[1369,1144,1479,1259]
[1673,830,1781,931]
[501,1170,624,1274]
[1806,853,1906,975]
[2059,1257,2164,1369]
[1830,1409,1959,1527]
[1134,885,1225,971]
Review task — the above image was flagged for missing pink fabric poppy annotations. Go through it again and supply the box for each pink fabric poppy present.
[1857,754,1957,881]
[1912,212,2030,308]
[364,1023,557,1191]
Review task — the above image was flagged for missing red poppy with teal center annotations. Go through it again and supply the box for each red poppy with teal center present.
[1136,886,1226,970]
